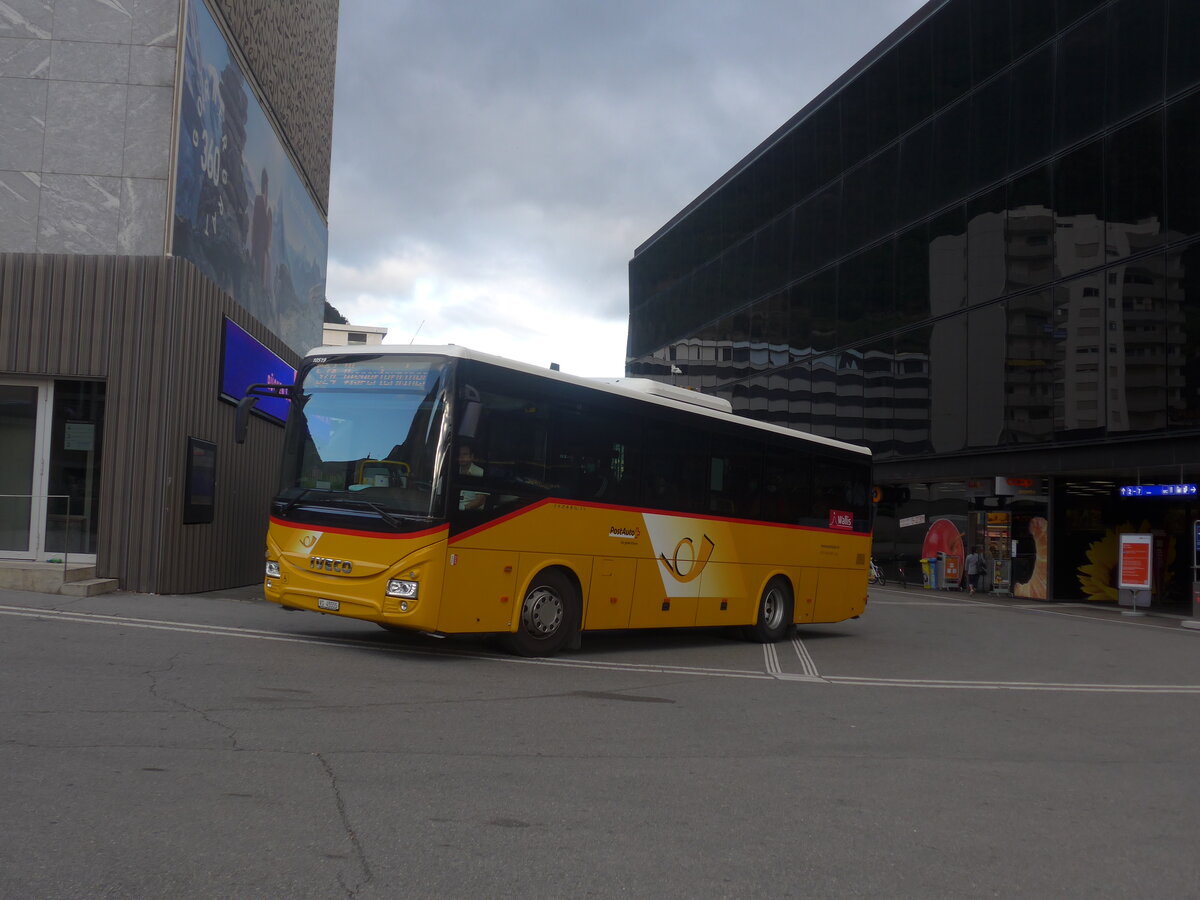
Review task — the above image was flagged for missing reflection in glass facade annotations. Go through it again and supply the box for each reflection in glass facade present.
[628,0,1200,605]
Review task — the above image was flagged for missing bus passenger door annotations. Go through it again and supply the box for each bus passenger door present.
[584,557,635,631]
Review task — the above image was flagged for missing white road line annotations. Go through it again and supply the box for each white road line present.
[826,675,1200,694]
[791,635,821,678]
[4,604,1199,693]
[869,600,973,607]
[957,596,1197,632]
[763,642,782,676]
[0,605,769,680]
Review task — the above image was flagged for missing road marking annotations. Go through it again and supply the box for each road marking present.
[957,596,1195,631]
[763,641,782,675]
[3,603,1199,693]
[826,675,1200,694]
[791,635,821,678]
[0,604,769,680]
[870,600,972,607]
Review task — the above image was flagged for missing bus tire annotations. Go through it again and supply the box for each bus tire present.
[744,577,793,643]
[504,569,580,657]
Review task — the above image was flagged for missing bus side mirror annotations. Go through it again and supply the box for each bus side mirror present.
[235,395,258,444]
[234,383,293,444]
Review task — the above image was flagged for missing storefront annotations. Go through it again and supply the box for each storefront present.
[0,379,105,562]
[872,472,1198,612]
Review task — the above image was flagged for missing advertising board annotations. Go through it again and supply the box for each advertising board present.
[172,0,328,356]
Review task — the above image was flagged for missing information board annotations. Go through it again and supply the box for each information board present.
[1118,533,1153,591]
[1118,484,1197,497]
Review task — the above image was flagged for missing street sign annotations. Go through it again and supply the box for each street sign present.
[1118,484,1197,497]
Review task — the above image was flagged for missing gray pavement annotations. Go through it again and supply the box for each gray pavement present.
[2,582,1199,898]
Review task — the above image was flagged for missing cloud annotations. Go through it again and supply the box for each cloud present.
[326,1,924,376]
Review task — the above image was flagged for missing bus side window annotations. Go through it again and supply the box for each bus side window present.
[710,436,762,519]
[760,452,795,524]
[644,420,706,514]
[811,457,867,527]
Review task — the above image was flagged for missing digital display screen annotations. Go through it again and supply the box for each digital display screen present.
[306,361,438,392]
[1118,484,1197,497]
[219,318,295,424]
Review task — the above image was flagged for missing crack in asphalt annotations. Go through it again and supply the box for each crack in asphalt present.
[144,656,241,750]
[315,752,374,897]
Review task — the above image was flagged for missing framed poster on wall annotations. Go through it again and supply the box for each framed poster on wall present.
[183,437,216,525]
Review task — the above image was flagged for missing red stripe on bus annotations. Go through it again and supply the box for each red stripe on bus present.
[448,497,871,543]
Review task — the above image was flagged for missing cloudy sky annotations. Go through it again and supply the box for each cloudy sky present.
[325,0,925,377]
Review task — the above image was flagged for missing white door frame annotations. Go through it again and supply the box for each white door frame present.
[0,378,52,560]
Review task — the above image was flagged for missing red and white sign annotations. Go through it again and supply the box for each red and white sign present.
[1118,533,1153,591]
[829,509,854,530]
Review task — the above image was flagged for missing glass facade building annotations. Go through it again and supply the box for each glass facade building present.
[628,0,1200,607]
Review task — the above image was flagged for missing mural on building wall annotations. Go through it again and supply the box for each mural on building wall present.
[1012,516,1048,600]
[172,0,327,356]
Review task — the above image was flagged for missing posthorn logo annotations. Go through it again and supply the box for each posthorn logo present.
[659,534,715,584]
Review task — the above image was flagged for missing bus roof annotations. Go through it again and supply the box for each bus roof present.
[304,343,871,458]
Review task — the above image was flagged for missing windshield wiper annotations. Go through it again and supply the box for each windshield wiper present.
[278,488,322,515]
[349,498,405,529]
[279,491,434,527]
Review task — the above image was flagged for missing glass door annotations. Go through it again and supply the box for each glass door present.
[0,381,50,559]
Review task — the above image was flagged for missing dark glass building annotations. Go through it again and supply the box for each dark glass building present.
[628,0,1200,608]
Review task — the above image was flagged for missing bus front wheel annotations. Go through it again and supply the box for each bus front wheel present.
[504,569,580,657]
[744,577,793,643]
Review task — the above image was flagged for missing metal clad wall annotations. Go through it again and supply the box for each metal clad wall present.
[154,262,295,593]
[0,253,298,594]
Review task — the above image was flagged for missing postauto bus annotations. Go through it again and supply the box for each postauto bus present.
[238,345,872,656]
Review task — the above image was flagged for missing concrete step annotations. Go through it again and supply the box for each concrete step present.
[58,578,120,597]
[0,561,102,594]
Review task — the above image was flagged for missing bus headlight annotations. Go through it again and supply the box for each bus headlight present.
[386,579,418,599]
[265,560,281,578]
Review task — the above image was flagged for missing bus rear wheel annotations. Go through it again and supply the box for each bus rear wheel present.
[744,577,793,643]
[504,569,580,657]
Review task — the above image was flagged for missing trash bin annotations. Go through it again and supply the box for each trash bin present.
[920,557,935,589]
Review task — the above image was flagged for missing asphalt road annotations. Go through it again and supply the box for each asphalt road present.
[2,584,1198,899]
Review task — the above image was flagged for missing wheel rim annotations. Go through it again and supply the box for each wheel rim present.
[762,586,785,630]
[521,586,564,638]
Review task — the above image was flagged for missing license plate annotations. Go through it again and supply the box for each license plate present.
[317,598,340,611]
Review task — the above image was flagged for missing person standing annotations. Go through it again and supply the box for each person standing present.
[965,546,986,595]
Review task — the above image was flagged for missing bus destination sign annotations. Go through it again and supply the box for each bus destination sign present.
[308,363,435,391]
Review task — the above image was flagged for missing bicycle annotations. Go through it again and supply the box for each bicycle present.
[868,558,885,585]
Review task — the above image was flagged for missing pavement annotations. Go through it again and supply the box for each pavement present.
[7,577,1198,631]
[879,579,1200,629]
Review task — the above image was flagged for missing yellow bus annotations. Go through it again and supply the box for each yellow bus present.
[239,345,872,656]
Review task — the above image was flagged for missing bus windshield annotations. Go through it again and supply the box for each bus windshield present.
[276,355,450,522]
